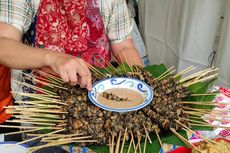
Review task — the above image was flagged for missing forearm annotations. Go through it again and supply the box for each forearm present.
[113,47,144,67]
[111,39,144,67]
[0,36,51,69]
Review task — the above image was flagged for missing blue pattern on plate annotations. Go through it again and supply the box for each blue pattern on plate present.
[88,77,154,112]
[110,78,126,85]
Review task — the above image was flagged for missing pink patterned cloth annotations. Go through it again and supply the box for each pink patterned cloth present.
[36,0,111,67]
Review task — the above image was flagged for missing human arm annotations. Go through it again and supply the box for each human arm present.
[105,0,143,67]
[111,38,143,67]
[0,23,92,89]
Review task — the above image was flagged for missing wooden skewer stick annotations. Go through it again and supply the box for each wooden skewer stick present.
[17,129,65,145]
[118,51,127,73]
[13,116,65,123]
[94,57,112,75]
[190,93,218,96]
[178,101,226,106]
[109,136,112,153]
[102,57,119,75]
[42,136,93,142]
[159,69,176,81]
[12,79,57,96]
[12,113,61,119]
[29,140,97,152]
[113,55,127,74]
[12,92,60,102]
[121,51,133,73]
[176,120,226,153]
[120,127,127,153]
[182,127,226,152]
[127,133,133,153]
[157,66,174,80]
[26,75,68,90]
[5,120,56,126]
[15,100,67,106]
[155,129,164,153]
[191,67,215,83]
[183,107,230,113]
[33,69,63,83]
[138,136,142,153]
[130,131,135,150]
[9,108,68,114]
[28,133,84,139]
[133,140,139,153]
[143,134,147,153]
[179,68,209,83]
[143,124,152,144]
[12,92,61,101]
[87,64,106,77]
[170,128,202,153]
[185,74,218,87]
[0,125,61,130]
[174,66,195,78]
[111,133,115,153]
[190,123,230,129]
[4,128,45,136]
[115,131,122,153]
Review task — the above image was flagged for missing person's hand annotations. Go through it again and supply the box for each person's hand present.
[45,52,92,90]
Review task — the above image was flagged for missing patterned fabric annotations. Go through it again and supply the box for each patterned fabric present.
[0,0,133,44]
[36,0,110,67]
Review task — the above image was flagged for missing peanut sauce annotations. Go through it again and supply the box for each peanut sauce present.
[97,88,144,109]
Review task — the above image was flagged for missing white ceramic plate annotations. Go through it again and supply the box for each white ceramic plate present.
[88,77,153,112]
[0,142,30,153]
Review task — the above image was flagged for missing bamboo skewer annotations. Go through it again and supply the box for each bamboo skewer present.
[155,129,164,153]
[33,69,63,84]
[138,136,142,153]
[5,120,57,126]
[4,128,45,136]
[41,136,93,142]
[12,113,61,119]
[26,75,68,90]
[180,68,210,83]
[143,124,152,143]
[0,125,61,129]
[7,107,68,114]
[29,140,97,152]
[130,131,135,150]
[15,100,67,106]
[94,57,112,75]
[13,116,66,123]
[143,134,147,153]
[184,74,218,87]
[17,129,65,145]
[115,131,121,153]
[109,136,112,153]
[159,69,176,81]
[170,128,202,153]
[178,101,226,106]
[111,133,115,153]
[88,64,106,77]
[174,66,195,78]
[12,79,57,96]
[157,66,174,80]
[190,123,230,129]
[113,55,127,74]
[120,127,127,153]
[127,133,133,153]
[176,120,226,153]
[190,93,218,96]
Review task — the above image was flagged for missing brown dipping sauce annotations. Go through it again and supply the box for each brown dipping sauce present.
[97,88,144,109]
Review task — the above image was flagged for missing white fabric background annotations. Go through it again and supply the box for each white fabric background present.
[139,0,230,87]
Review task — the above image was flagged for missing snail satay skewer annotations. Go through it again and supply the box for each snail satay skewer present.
[2,64,224,152]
